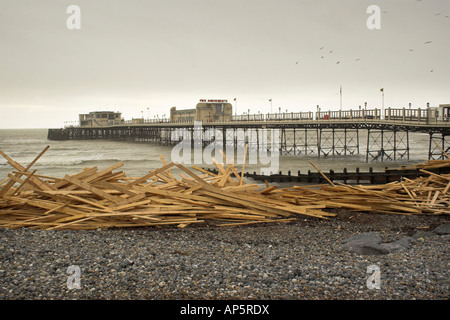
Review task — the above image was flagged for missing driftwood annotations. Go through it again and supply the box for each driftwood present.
[0,146,449,230]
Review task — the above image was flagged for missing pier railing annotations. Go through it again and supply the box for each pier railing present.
[64,108,450,128]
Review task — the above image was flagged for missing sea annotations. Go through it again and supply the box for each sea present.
[0,128,433,185]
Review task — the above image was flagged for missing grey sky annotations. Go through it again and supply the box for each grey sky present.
[0,0,449,128]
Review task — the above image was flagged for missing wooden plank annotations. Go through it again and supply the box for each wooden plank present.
[65,195,113,211]
[430,191,440,206]
[309,161,335,187]
[198,189,298,218]
[159,154,175,181]
[0,146,54,195]
[64,162,124,190]
[400,182,420,207]
[46,216,95,230]
[92,180,138,197]
[11,169,38,196]
[63,175,123,204]
[34,189,123,196]
[192,165,217,177]
[128,162,175,186]
[240,144,248,186]
[52,167,98,189]
[9,198,87,216]
[259,186,278,195]
[443,181,450,194]
[112,193,147,208]
[224,184,261,192]
[174,163,211,186]
[219,150,242,181]
[212,159,236,186]
[218,218,296,227]
[217,166,233,188]
[419,169,450,181]
[109,199,152,211]
[433,140,449,159]
[142,186,212,203]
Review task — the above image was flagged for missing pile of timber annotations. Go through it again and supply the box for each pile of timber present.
[0,146,333,230]
[0,146,448,231]
[264,160,450,216]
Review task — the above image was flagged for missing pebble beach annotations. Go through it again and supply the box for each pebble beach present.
[0,210,448,301]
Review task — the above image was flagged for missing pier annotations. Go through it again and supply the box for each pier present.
[48,107,450,162]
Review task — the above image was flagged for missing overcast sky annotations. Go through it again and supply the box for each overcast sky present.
[0,0,449,129]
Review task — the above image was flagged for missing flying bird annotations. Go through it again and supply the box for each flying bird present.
[431,69,434,72]
[425,41,432,44]
[336,61,340,64]
[355,58,360,62]
[409,49,414,52]
[320,47,324,50]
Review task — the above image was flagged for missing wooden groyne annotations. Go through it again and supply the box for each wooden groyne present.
[207,164,450,185]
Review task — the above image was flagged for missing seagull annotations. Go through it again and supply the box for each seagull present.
[321,56,324,59]
[295,61,299,64]
[409,49,414,52]
[435,13,441,16]
[355,58,360,62]
[425,41,432,44]
[336,61,340,64]
[320,47,324,50]
[329,50,333,54]
[431,69,434,72]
